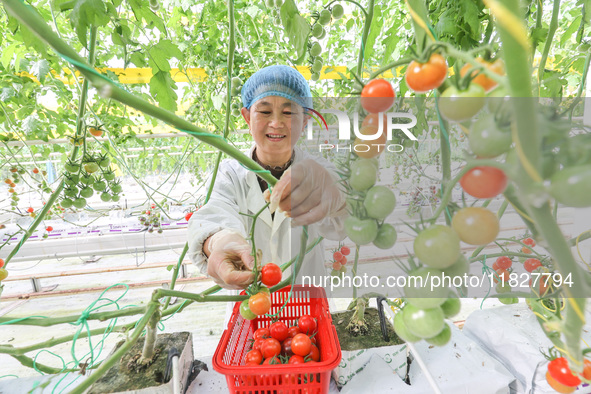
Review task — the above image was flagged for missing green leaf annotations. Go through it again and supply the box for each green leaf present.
[364,5,383,61]
[166,264,174,271]
[0,87,16,102]
[23,114,39,135]
[244,5,260,19]
[279,0,310,63]
[147,40,181,73]
[560,15,581,46]
[30,59,50,83]
[458,0,482,38]
[211,95,224,111]
[0,43,17,70]
[382,25,400,64]
[130,52,146,67]
[149,70,178,112]
[70,0,110,48]
[434,9,456,38]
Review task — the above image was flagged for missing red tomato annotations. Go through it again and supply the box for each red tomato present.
[263,356,281,365]
[249,293,271,316]
[252,338,264,351]
[253,327,270,340]
[269,321,288,342]
[405,53,448,93]
[459,166,508,199]
[493,268,510,283]
[261,338,281,359]
[288,355,305,364]
[522,246,533,254]
[281,337,294,357]
[332,261,342,270]
[338,255,348,265]
[0,258,4,268]
[261,263,282,287]
[245,349,263,365]
[492,261,500,271]
[360,79,395,113]
[333,251,343,261]
[548,358,581,387]
[287,326,301,338]
[46,226,53,232]
[298,315,317,335]
[340,245,351,255]
[495,256,512,270]
[27,207,34,213]
[291,333,312,357]
[307,344,320,362]
[32,168,39,174]
[524,258,542,272]
[185,212,193,221]
[89,127,103,137]
[523,237,536,247]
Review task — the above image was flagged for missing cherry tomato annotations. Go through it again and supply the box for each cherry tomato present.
[298,315,317,335]
[0,258,4,268]
[253,327,270,340]
[360,79,395,113]
[263,356,281,365]
[549,166,591,208]
[468,113,512,158]
[405,53,448,93]
[89,127,103,137]
[252,338,264,351]
[289,355,305,364]
[548,357,581,387]
[460,58,505,92]
[291,333,312,356]
[404,267,448,308]
[440,297,461,318]
[546,371,576,393]
[345,216,378,245]
[495,256,512,270]
[373,223,397,250]
[393,309,421,343]
[249,293,271,316]
[240,300,257,320]
[261,263,282,287]
[332,261,342,270]
[580,359,591,380]
[349,159,377,191]
[493,268,510,284]
[523,238,536,247]
[32,168,39,174]
[337,254,348,264]
[413,225,460,269]
[522,246,533,254]
[438,84,486,122]
[340,246,351,255]
[459,166,508,199]
[269,321,288,342]
[404,53,447,93]
[307,344,320,362]
[451,207,499,246]
[363,186,396,220]
[425,323,451,347]
[524,258,542,273]
[46,226,53,232]
[0,268,8,281]
[333,251,343,261]
[281,337,294,357]
[27,207,34,213]
[245,349,263,365]
[402,304,445,339]
[185,212,193,221]
[260,338,281,359]
[287,326,301,338]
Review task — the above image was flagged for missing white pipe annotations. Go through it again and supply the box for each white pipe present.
[172,356,181,394]
[381,299,443,394]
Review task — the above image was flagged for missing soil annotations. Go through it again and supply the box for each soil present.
[88,332,190,394]
[332,308,404,351]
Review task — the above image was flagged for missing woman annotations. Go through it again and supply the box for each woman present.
[187,65,347,290]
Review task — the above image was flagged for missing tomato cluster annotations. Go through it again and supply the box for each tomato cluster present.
[243,315,320,371]
[4,167,51,213]
[346,159,397,249]
[329,244,350,278]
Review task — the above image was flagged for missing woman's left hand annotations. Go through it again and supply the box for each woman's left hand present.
[267,159,346,226]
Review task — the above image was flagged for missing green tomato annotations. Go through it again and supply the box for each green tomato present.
[405,267,448,308]
[274,0,283,6]
[393,309,421,343]
[440,296,461,318]
[240,299,257,320]
[61,198,74,208]
[349,159,377,191]
[111,184,123,194]
[414,225,460,269]
[402,304,445,339]
[310,42,322,57]
[426,323,451,346]
[98,157,110,168]
[318,9,331,25]
[441,254,469,279]
[486,87,512,119]
[103,171,116,181]
[311,72,320,81]
[332,4,344,19]
[73,197,87,209]
[311,58,323,73]
[312,24,324,38]
[549,165,591,207]
[80,187,94,198]
[83,162,100,174]
[65,175,79,186]
[93,181,107,192]
[438,84,486,122]
[373,223,397,249]
[232,108,241,117]
[111,194,121,202]
[265,0,274,7]
[65,162,80,173]
[499,297,518,305]
[496,282,512,294]
[80,173,95,185]
[468,113,512,158]
[363,186,396,219]
[345,216,378,245]
[64,187,78,199]
[100,192,112,202]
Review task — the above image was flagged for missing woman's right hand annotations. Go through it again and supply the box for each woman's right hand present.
[205,229,255,290]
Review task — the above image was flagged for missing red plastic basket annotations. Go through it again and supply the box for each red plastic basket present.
[213,285,342,394]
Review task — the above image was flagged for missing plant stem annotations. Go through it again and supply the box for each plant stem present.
[162,243,189,310]
[369,57,413,79]
[438,116,452,225]
[68,302,160,394]
[356,0,374,76]
[140,306,161,362]
[537,0,561,93]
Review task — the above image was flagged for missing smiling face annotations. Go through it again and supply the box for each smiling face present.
[241,96,308,167]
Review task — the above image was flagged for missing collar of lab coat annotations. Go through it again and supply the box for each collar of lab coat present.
[245,145,301,233]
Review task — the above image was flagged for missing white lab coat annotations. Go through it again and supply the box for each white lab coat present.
[187,145,347,285]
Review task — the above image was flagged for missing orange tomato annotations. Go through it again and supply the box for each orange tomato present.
[460,58,505,92]
[248,292,271,316]
[546,371,576,393]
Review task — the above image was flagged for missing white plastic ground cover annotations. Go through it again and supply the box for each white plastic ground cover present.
[463,302,591,394]
[340,324,515,393]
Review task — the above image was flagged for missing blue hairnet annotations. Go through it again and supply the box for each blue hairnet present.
[241,65,313,110]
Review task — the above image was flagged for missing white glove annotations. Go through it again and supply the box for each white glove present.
[267,159,346,226]
[206,229,254,290]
